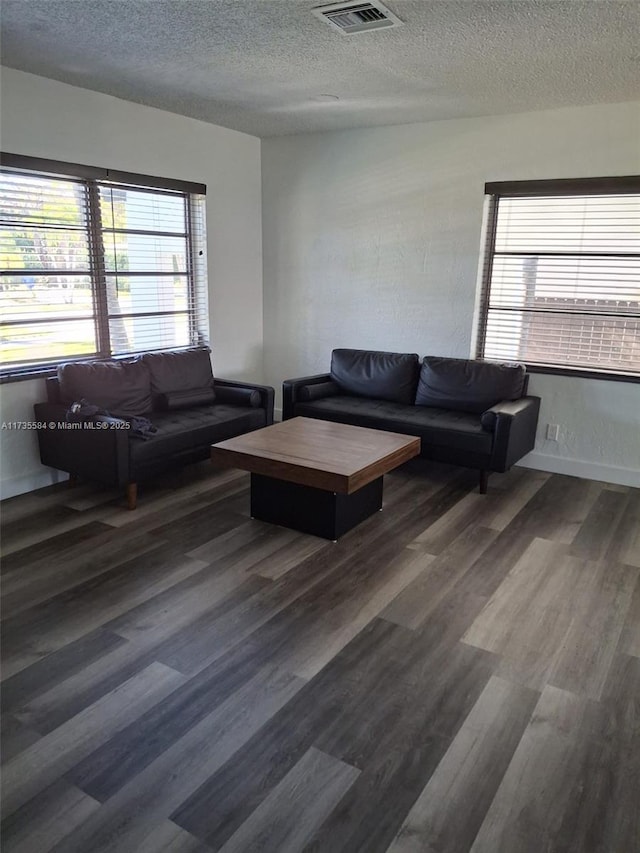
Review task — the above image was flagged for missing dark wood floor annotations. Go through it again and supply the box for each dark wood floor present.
[1,459,638,853]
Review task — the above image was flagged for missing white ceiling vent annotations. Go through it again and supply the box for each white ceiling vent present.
[312,1,403,35]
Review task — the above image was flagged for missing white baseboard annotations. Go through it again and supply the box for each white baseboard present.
[1,469,66,500]
[518,452,640,488]
[274,407,283,422]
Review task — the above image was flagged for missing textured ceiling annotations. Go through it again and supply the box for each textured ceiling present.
[1,0,639,137]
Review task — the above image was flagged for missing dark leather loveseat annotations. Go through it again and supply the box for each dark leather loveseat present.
[283,349,540,493]
[34,347,274,508]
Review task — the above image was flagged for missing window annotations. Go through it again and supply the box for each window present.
[0,154,207,380]
[476,177,640,381]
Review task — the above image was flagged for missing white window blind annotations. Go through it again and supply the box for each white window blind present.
[0,155,207,378]
[477,178,640,380]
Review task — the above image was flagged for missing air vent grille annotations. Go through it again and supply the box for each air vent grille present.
[312,1,403,35]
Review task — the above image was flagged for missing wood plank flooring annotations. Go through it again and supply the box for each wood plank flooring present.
[1,459,638,853]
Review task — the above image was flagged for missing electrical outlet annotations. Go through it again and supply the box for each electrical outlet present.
[546,423,560,441]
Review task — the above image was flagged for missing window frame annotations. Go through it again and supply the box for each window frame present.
[475,176,640,385]
[0,153,207,383]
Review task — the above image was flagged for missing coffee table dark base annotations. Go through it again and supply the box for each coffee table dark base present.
[250,473,384,540]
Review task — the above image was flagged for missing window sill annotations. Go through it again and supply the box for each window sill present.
[526,364,640,384]
[0,347,207,384]
[1,366,59,385]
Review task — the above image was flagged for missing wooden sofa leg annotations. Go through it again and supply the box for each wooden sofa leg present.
[126,483,138,510]
[479,470,489,495]
[68,474,79,487]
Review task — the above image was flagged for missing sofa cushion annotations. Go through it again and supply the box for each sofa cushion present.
[294,395,492,454]
[297,381,340,402]
[142,348,214,398]
[415,357,526,413]
[57,359,152,418]
[214,386,262,407]
[157,388,216,410]
[130,404,265,466]
[330,349,420,405]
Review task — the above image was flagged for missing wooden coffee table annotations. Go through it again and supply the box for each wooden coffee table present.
[211,417,420,540]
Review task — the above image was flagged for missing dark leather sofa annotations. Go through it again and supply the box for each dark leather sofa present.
[283,349,540,493]
[34,347,274,508]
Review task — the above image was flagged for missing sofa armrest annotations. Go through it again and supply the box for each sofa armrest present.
[282,373,332,420]
[214,379,275,425]
[33,402,131,486]
[482,396,541,472]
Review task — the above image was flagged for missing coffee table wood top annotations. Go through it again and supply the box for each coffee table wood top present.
[211,417,420,494]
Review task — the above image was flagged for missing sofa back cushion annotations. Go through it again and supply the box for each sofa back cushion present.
[330,349,420,405]
[142,348,214,409]
[57,359,152,418]
[415,356,526,413]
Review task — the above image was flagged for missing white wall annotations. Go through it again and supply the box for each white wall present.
[0,68,263,498]
[262,100,640,486]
